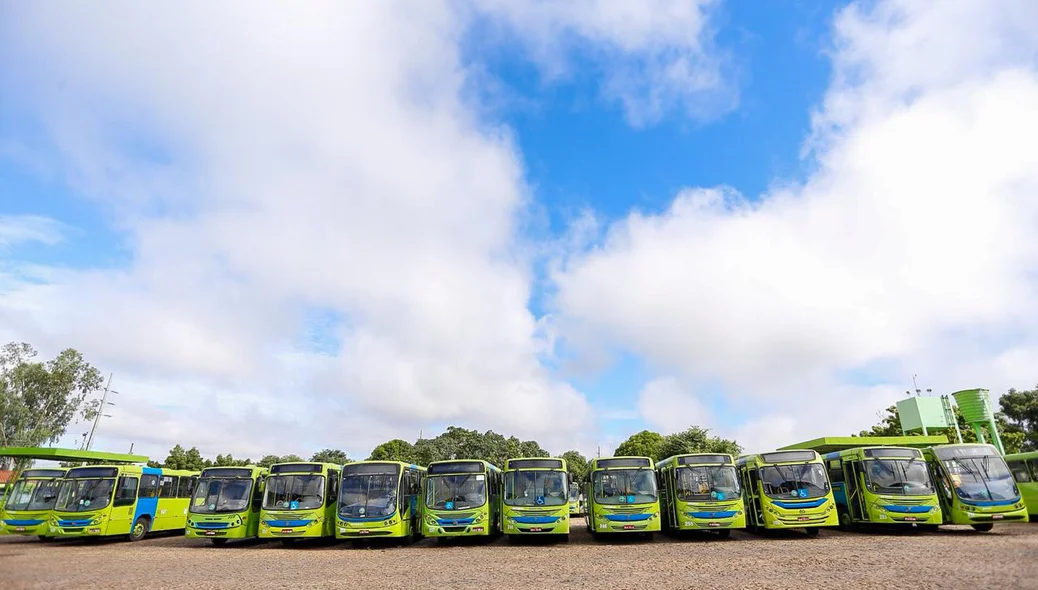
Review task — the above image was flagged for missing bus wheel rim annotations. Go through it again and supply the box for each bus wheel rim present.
[134,523,144,536]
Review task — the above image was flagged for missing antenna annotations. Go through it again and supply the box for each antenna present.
[85,373,119,451]
[912,373,921,395]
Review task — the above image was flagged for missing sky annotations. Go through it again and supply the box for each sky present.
[2,0,1038,463]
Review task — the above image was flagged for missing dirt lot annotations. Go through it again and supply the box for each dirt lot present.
[1,522,1036,590]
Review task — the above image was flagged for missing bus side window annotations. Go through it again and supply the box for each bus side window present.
[251,477,264,513]
[828,460,844,484]
[114,477,139,507]
[326,470,340,507]
[159,476,178,498]
[139,474,160,499]
[1027,459,1038,482]
[1008,461,1031,483]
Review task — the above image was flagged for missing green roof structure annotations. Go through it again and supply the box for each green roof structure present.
[0,446,148,464]
[778,435,949,455]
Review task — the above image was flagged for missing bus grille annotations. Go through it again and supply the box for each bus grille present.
[511,509,558,517]
[606,506,648,514]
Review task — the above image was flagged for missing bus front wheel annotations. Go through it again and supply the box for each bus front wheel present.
[971,523,994,532]
[129,517,150,542]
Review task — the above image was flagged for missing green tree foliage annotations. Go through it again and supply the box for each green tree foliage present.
[0,343,104,469]
[257,454,304,468]
[1000,386,1038,451]
[613,430,665,459]
[213,454,252,467]
[367,439,416,462]
[657,426,742,459]
[310,449,352,465]
[858,401,1026,454]
[157,445,211,471]
[560,450,589,481]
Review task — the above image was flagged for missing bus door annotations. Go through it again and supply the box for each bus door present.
[109,475,140,534]
[844,460,867,520]
[742,467,763,526]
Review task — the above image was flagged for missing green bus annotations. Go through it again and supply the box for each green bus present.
[501,457,570,539]
[422,459,502,540]
[1,467,67,539]
[583,456,661,539]
[259,461,340,543]
[49,465,199,540]
[185,465,268,545]
[924,443,1028,531]
[568,482,583,517]
[336,461,426,543]
[736,450,838,536]
[823,447,942,529]
[1006,450,1038,521]
[656,453,745,537]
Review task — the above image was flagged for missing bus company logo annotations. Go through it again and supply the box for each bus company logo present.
[799,510,805,514]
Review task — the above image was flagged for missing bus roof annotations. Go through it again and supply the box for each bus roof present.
[504,458,566,470]
[1005,450,1038,461]
[656,453,734,469]
[426,459,502,474]
[589,456,654,470]
[0,446,149,464]
[777,435,949,455]
[269,462,341,474]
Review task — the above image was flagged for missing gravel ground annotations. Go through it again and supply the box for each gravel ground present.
[2,522,1036,589]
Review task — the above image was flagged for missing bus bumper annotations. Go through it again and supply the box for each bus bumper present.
[677,504,746,531]
[422,511,492,537]
[337,518,409,539]
[258,512,326,539]
[761,498,838,529]
[868,503,942,525]
[502,511,569,535]
[590,509,661,533]
[2,518,50,536]
[186,515,254,540]
[951,502,1029,526]
[47,514,110,538]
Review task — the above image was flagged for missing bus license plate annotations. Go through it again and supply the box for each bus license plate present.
[358,530,370,535]
[623,525,635,530]
[204,531,216,536]
[282,528,293,533]
[707,522,720,527]
[904,517,917,521]
[992,514,1003,519]
[14,527,25,532]
[529,527,542,532]
[797,516,810,521]
[473,527,484,532]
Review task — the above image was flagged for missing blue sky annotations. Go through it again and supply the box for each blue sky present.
[2,0,1037,462]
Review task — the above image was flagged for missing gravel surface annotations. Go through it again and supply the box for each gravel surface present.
[2,522,1036,589]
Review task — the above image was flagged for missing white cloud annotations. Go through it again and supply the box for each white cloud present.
[0,215,65,248]
[552,0,1038,448]
[637,376,710,434]
[473,0,734,126]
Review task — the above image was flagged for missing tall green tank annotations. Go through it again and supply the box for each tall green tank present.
[951,388,1005,455]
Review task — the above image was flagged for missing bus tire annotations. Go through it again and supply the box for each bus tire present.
[211,538,228,546]
[838,511,855,531]
[971,523,994,532]
[129,516,150,542]
[805,527,820,537]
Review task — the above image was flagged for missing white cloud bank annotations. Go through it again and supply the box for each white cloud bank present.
[0,1,733,460]
[554,0,1038,451]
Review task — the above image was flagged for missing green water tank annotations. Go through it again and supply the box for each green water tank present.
[951,388,995,423]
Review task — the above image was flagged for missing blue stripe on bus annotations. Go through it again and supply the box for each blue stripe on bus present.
[264,519,313,527]
[57,519,92,527]
[192,522,232,529]
[436,518,475,526]
[143,467,162,475]
[686,511,737,519]
[339,515,396,523]
[603,513,652,522]
[881,504,933,513]
[771,498,827,509]
[4,519,45,526]
[958,497,1020,507]
[512,516,559,525]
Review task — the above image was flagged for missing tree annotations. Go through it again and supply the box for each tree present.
[157,445,211,471]
[368,439,416,462]
[1000,386,1038,451]
[257,454,303,468]
[560,450,589,481]
[310,449,351,465]
[658,426,742,459]
[0,343,104,469]
[614,430,665,459]
[213,454,252,467]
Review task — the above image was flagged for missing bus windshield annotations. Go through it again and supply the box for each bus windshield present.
[263,475,325,510]
[568,486,579,502]
[339,470,399,519]
[425,474,486,510]
[592,469,657,505]
[3,478,62,512]
[55,478,115,512]
[190,478,253,514]
[676,465,741,502]
[504,470,567,506]
[759,463,829,499]
[864,459,933,495]
[942,456,1019,502]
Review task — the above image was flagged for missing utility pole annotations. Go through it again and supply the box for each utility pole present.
[85,373,118,451]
